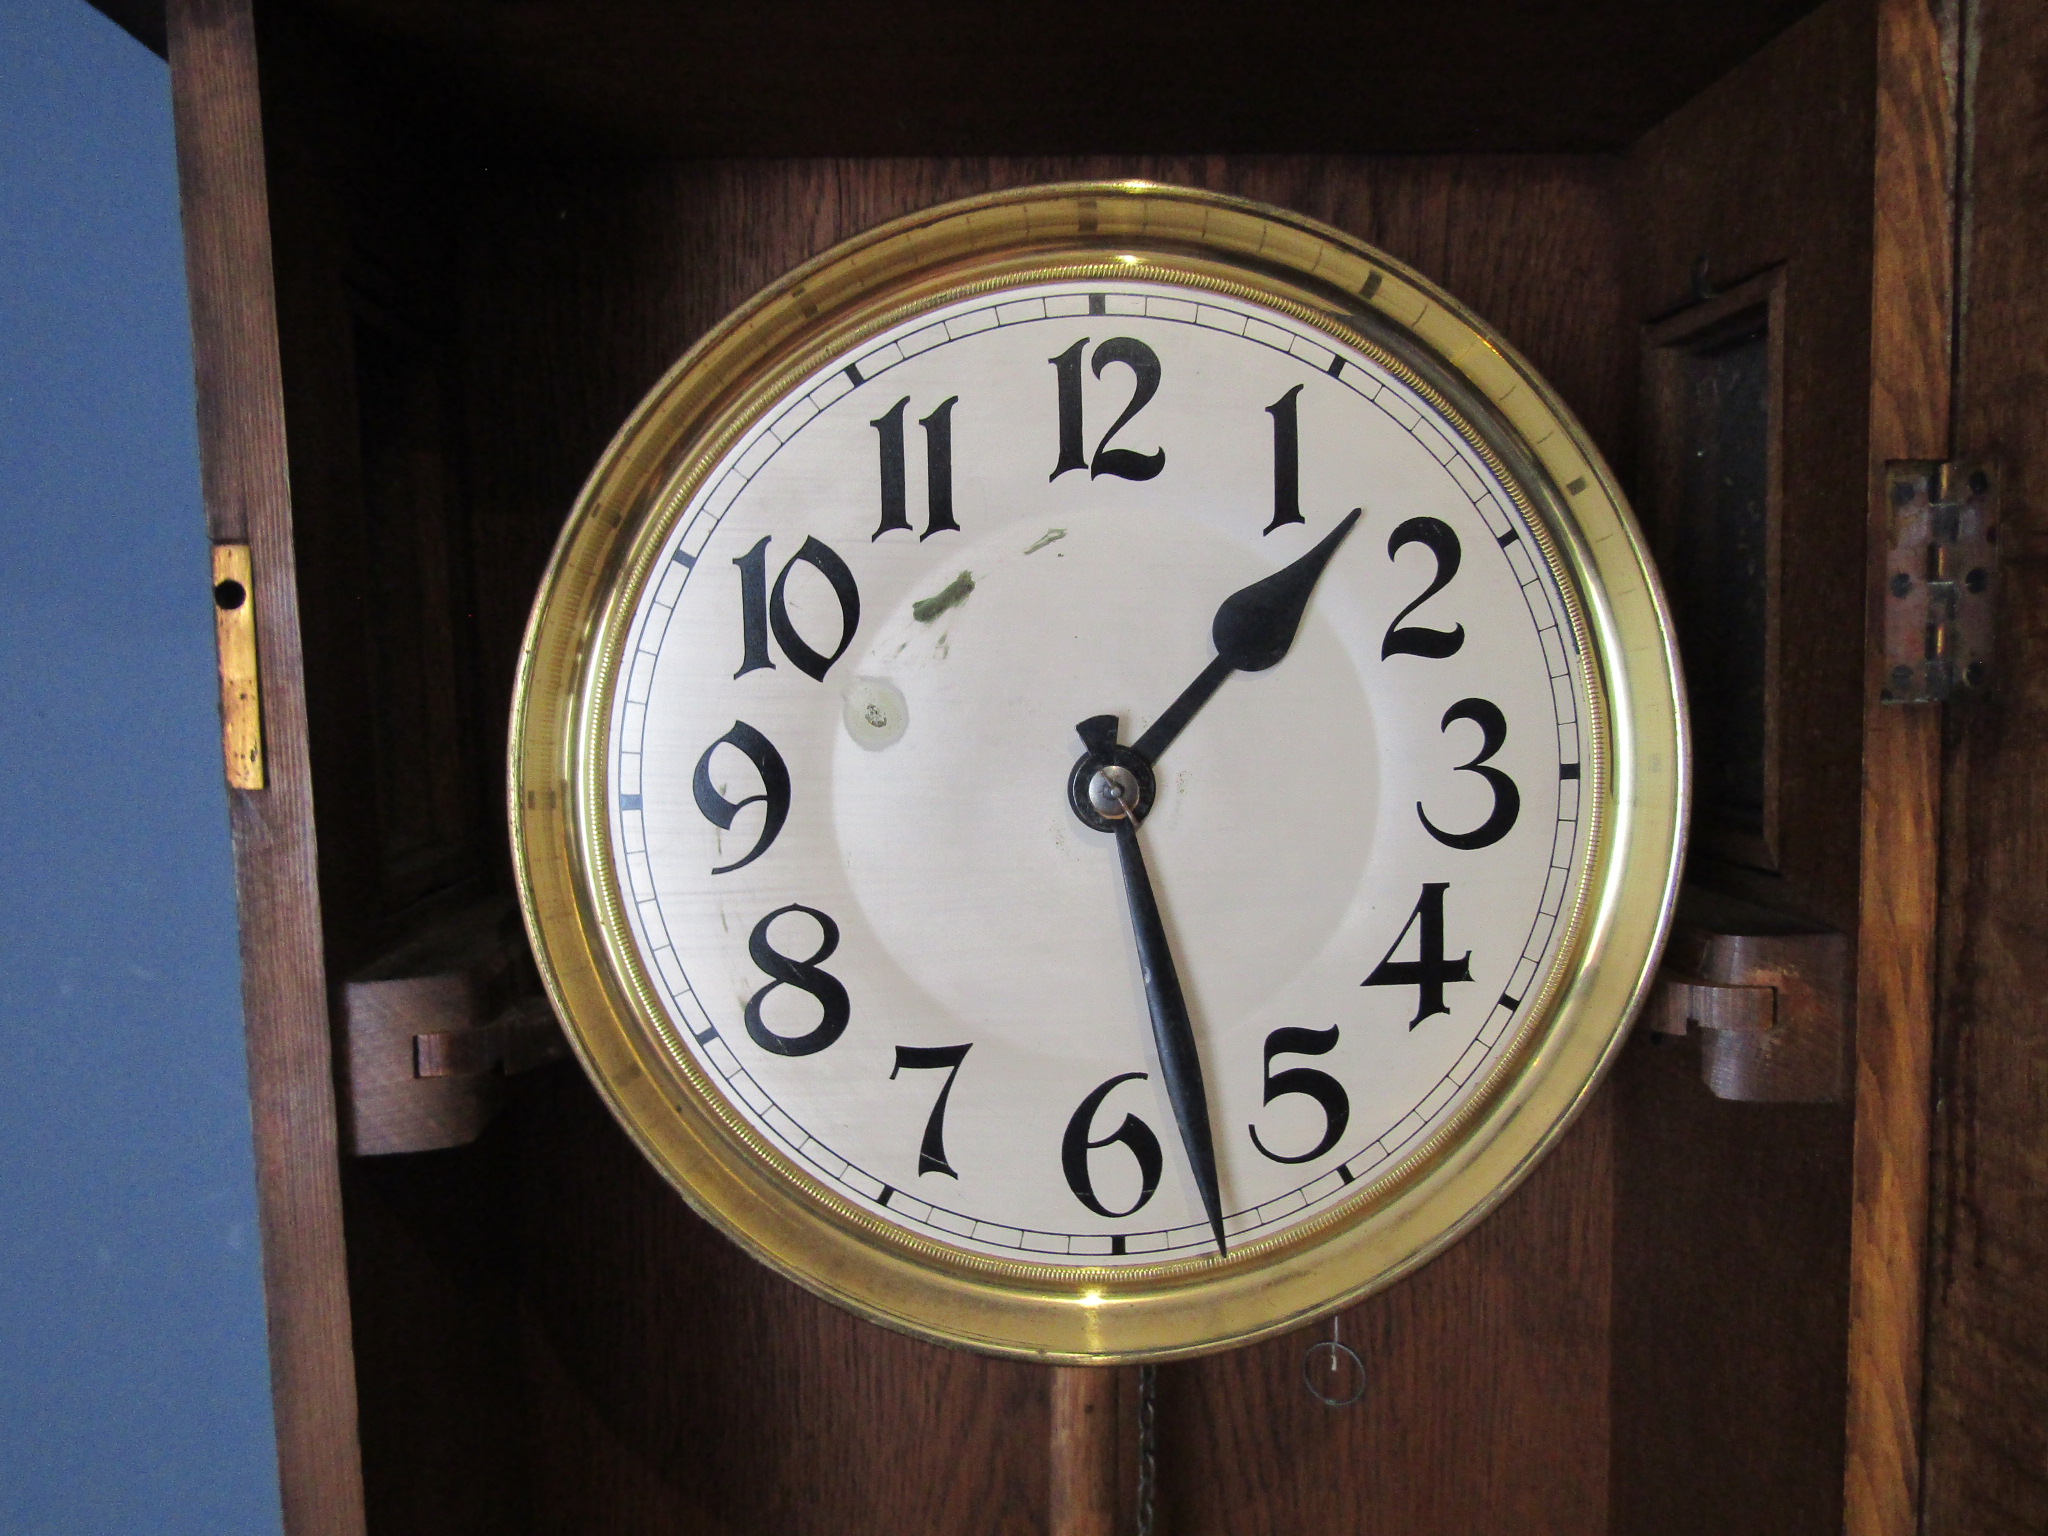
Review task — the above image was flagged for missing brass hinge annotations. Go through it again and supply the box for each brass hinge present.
[211,543,266,789]
[1881,458,2000,703]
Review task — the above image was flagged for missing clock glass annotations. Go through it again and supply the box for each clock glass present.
[512,185,1683,1358]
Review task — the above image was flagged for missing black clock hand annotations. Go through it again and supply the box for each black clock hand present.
[1129,507,1362,765]
[1075,727,1228,1257]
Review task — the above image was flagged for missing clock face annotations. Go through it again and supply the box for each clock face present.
[514,185,1683,1357]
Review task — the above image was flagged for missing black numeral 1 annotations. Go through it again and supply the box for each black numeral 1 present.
[891,1043,971,1178]
[1362,883,1473,1027]
[871,395,960,541]
[1265,384,1305,533]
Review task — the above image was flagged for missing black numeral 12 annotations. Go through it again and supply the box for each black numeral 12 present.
[871,396,959,541]
[1049,336,1166,482]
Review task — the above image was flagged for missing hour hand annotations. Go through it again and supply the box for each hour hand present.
[1130,507,1361,766]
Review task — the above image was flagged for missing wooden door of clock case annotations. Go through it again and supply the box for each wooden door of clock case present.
[156,0,2041,1531]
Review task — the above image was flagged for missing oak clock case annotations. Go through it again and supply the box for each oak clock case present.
[510,183,1685,1361]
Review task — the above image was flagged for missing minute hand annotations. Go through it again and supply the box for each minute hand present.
[1129,508,1362,765]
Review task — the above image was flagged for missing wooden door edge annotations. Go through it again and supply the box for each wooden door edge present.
[1843,0,1960,1533]
[167,1,366,1533]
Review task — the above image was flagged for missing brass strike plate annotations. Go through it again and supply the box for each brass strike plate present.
[211,542,265,790]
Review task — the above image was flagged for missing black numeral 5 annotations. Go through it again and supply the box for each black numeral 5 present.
[1249,1025,1349,1164]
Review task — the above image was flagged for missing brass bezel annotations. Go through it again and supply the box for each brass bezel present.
[509,182,1687,1362]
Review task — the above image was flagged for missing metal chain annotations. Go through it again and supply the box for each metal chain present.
[1135,1363,1158,1536]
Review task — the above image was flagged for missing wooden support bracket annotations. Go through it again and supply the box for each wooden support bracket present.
[1644,891,1852,1103]
[337,901,566,1156]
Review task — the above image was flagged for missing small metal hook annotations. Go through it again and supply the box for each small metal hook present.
[1302,1314,1366,1407]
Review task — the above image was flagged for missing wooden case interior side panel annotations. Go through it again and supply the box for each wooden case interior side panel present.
[457,150,1627,1536]
[165,1,367,1534]
[1844,0,1960,1532]
[1610,5,1877,1533]
[1921,0,2048,1529]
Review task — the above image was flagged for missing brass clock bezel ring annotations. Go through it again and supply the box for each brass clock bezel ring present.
[508,181,1688,1362]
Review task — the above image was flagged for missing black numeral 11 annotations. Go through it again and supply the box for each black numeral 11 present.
[871,395,959,541]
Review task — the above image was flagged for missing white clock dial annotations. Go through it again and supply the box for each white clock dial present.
[605,278,1590,1267]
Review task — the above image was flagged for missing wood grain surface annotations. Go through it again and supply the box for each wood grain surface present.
[1842,0,1959,1533]
[1049,1368,1124,1536]
[165,1,367,1532]
[1919,0,2048,1529]
[1611,8,1877,1531]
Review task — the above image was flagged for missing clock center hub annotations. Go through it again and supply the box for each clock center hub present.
[1087,764,1143,820]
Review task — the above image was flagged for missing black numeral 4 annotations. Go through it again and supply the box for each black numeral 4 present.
[1362,883,1472,1027]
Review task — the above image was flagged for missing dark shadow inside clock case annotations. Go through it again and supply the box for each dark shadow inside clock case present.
[221,0,1871,1530]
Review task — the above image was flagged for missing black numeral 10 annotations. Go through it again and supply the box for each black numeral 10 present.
[733,534,860,681]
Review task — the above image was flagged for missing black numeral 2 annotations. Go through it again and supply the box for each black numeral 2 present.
[1050,336,1166,482]
[891,1043,971,1178]
[871,396,960,541]
[1382,517,1466,659]
[1362,883,1473,1027]
[733,535,860,681]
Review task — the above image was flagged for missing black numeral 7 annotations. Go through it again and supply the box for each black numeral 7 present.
[891,1043,972,1178]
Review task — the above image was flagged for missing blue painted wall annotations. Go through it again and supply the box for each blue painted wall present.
[0,1,284,1531]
